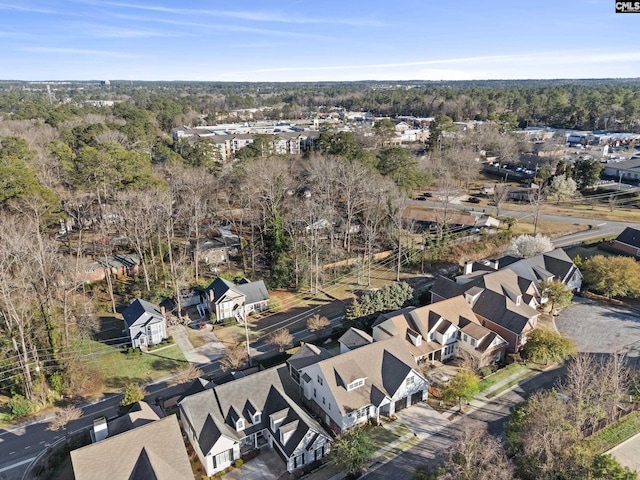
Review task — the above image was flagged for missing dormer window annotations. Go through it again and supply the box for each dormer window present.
[253,412,261,424]
[516,295,521,306]
[347,378,365,391]
[236,418,245,431]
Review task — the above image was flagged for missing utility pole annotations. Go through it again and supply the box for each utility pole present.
[242,306,251,365]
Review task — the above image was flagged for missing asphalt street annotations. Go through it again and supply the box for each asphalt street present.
[364,365,567,480]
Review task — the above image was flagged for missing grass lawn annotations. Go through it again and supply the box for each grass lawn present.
[478,363,532,393]
[81,341,187,391]
[510,220,589,238]
[185,326,207,348]
[368,425,401,449]
[581,411,640,454]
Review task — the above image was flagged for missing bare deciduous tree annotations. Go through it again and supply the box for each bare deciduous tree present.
[169,364,204,386]
[220,342,248,372]
[266,328,294,353]
[47,406,82,431]
[492,184,510,218]
[307,314,331,334]
[442,419,515,480]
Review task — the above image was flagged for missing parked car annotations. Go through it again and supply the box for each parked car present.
[467,196,481,204]
[424,192,433,197]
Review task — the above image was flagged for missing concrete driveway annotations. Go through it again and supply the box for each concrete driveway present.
[607,432,640,478]
[394,403,450,441]
[555,297,640,367]
[169,325,225,365]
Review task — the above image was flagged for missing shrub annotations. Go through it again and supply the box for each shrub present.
[7,395,37,417]
[234,458,244,468]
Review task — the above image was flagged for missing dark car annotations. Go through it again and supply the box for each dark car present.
[424,192,433,197]
[467,197,481,204]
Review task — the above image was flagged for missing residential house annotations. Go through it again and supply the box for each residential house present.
[338,327,373,353]
[287,343,333,386]
[196,235,241,265]
[507,185,542,202]
[71,413,192,480]
[372,296,507,367]
[123,299,168,349]
[402,206,500,232]
[179,365,331,476]
[77,253,141,284]
[206,277,269,322]
[612,227,640,257]
[298,336,429,433]
[431,269,540,352]
[462,248,583,292]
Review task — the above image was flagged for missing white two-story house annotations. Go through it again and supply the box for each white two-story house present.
[298,336,428,433]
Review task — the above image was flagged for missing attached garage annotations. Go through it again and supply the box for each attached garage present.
[411,391,423,405]
[394,397,407,412]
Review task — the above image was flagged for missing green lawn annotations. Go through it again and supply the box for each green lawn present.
[368,425,405,450]
[80,340,187,390]
[478,363,531,393]
[582,411,640,454]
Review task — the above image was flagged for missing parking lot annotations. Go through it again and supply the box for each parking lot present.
[555,297,640,367]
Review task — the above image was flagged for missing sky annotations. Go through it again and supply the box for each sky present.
[0,0,639,82]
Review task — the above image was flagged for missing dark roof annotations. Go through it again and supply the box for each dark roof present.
[616,227,640,249]
[206,277,269,305]
[287,344,332,371]
[179,365,329,459]
[235,280,269,304]
[338,327,373,350]
[123,299,164,329]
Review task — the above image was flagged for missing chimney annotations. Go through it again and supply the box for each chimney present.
[208,289,215,302]
[492,260,499,270]
[92,417,109,443]
[160,305,166,317]
[463,261,473,275]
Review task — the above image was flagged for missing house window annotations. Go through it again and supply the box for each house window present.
[355,406,369,420]
[406,375,415,386]
[347,378,365,391]
[317,375,323,386]
[463,334,468,342]
[495,350,502,362]
[313,388,317,398]
[253,412,261,424]
[294,453,305,468]
[214,449,233,468]
[236,419,245,431]
[322,397,325,405]
[470,338,476,347]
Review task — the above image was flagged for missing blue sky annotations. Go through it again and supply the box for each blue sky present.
[1,0,639,81]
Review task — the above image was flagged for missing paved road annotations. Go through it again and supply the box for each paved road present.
[556,297,640,368]
[410,198,640,246]
[0,313,343,479]
[364,365,566,480]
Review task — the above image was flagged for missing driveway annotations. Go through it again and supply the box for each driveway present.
[223,448,286,480]
[555,297,640,367]
[169,325,225,365]
[395,402,450,441]
[607,432,640,477]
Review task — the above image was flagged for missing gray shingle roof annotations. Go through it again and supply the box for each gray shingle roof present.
[123,299,164,330]
[71,415,192,480]
[338,327,373,350]
[179,365,329,459]
[206,277,269,305]
[616,227,640,249]
[287,344,332,371]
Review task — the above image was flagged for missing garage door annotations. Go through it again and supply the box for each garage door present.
[394,397,407,412]
[411,391,423,404]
